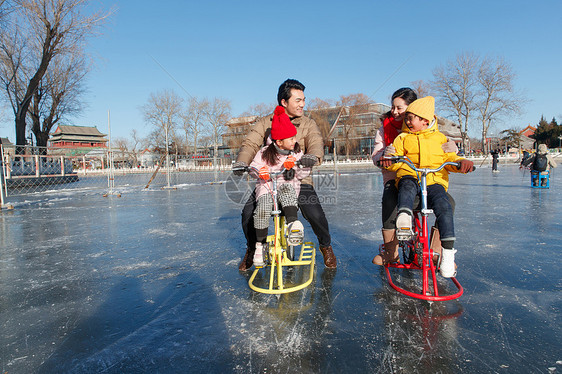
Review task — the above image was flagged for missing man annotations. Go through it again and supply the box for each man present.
[521,143,557,186]
[233,79,336,271]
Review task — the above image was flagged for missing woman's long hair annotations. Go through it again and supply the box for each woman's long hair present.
[263,141,301,166]
[382,87,418,119]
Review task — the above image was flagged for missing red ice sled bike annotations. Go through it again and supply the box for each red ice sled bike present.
[378,156,469,301]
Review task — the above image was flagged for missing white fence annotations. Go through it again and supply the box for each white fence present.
[0,145,234,205]
[3,144,550,209]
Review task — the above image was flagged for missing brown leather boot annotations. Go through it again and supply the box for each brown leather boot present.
[430,226,441,266]
[238,246,255,271]
[319,245,337,268]
[373,229,399,266]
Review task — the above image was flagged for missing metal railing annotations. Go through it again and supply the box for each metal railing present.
[0,145,233,203]
[0,144,386,207]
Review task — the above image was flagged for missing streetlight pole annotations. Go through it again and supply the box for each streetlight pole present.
[164,121,171,189]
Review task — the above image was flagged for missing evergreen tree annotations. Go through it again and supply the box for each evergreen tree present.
[533,115,561,147]
[533,115,551,144]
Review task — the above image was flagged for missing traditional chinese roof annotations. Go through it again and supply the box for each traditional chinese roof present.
[519,125,536,137]
[50,125,108,143]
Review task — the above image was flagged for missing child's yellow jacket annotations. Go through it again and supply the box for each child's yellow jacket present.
[386,118,465,191]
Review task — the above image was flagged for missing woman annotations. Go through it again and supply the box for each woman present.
[372,88,457,265]
[371,88,418,265]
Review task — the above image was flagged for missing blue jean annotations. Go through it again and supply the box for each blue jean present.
[397,176,455,243]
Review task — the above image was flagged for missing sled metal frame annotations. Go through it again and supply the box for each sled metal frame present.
[249,215,316,294]
[381,156,464,301]
[531,170,550,189]
[243,165,316,295]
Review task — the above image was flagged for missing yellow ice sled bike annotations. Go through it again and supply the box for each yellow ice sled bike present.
[239,161,316,294]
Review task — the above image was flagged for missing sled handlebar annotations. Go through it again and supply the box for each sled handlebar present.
[377,156,476,173]
[233,160,307,180]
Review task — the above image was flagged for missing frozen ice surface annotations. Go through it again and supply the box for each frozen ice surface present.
[1,165,561,373]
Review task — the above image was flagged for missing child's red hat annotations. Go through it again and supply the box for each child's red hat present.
[271,106,297,140]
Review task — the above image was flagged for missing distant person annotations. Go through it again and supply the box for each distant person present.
[248,106,309,266]
[232,79,336,271]
[521,144,557,186]
[520,150,531,167]
[372,88,457,266]
[491,149,499,172]
[382,96,474,277]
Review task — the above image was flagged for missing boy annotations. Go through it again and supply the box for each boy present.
[383,96,474,277]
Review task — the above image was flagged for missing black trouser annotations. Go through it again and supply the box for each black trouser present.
[381,179,456,230]
[242,183,331,249]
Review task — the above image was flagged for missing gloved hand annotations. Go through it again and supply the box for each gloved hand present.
[283,168,295,180]
[299,154,318,167]
[232,161,247,176]
[283,155,296,170]
[258,166,270,180]
[378,159,393,168]
[458,159,474,173]
[442,139,458,153]
[383,145,396,158]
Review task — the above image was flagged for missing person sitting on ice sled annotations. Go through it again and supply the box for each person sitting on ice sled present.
[381,96,474,278]
[249,106,310,267]
[520,144,557,186]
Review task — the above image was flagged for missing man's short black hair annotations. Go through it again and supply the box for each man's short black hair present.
[277,79,305,105]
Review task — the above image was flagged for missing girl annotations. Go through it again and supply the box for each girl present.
[250,106,309,267]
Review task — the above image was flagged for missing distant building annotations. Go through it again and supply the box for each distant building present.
[0,137,13,146]
[49,125,108,152]
[139,149,160,168]
[223,104,462,157]
[1,137,15,156]
[325,103,462,156]
[519,125,536,138]
[222,115,259,151]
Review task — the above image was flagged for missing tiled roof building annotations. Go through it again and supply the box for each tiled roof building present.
[49,125,108,148]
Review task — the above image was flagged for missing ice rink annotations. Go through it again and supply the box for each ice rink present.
[1,164,561,373]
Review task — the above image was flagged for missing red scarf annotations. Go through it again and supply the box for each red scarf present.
[383,117,402,146]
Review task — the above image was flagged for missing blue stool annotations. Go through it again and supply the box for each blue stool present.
[531,170,550,188]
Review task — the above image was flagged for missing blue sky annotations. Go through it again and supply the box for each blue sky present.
[2,0,561,141]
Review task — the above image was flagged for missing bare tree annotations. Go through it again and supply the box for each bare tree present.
[0,0,9,20]
[204,97,231,159]
[28,52,89,149]
[239,102,274,118]
[112,129,143,167]
[130,129,143,151]
[307,97,336,140]
[500,128,522,149]
[409,80,431,98]
[198,135,212,154]
[142,89,183,165]
[476,56,524,153]
[113,137,131,166]
[336,93,372,158]
[0,0,109,151]
[181,97,208,155]
[432,52,480,152]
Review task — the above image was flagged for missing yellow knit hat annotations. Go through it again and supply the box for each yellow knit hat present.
[406,96,435,121]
